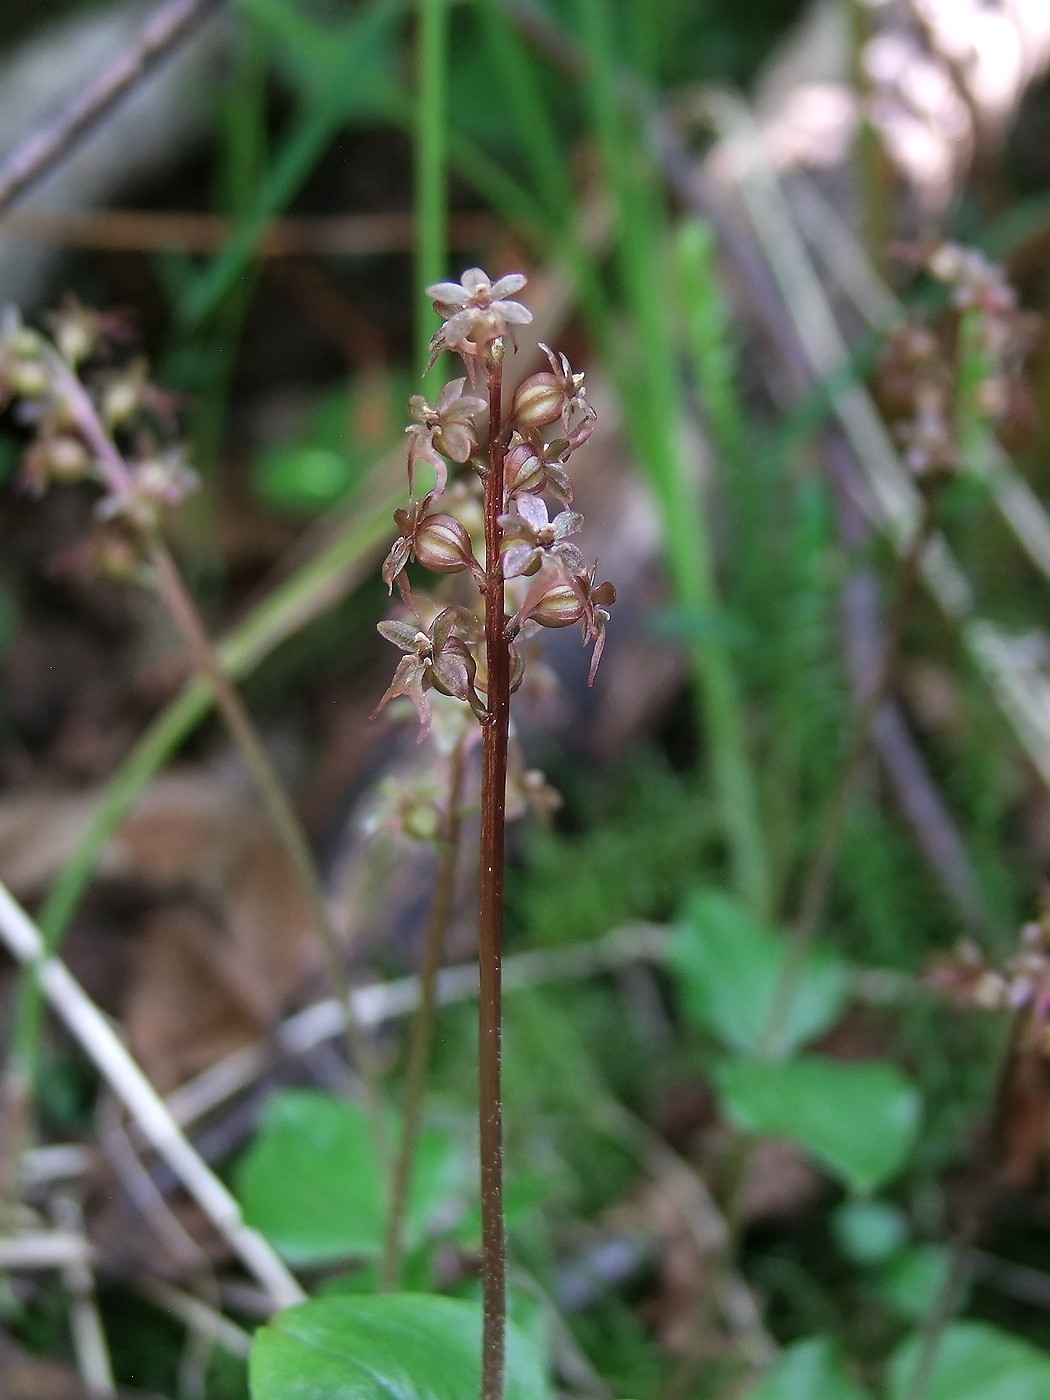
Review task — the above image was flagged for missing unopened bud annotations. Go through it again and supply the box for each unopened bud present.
[103,374,143,426]
[6,358,50,398]
[529,583,585,628]
[403,800,441,842]
[504,439,544,494]
[414,514,477,574]
[510,372,563,431]
[47,434,92,482]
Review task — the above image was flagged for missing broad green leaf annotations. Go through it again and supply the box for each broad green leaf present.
[669,891,849,1057]
[250,1294,549,1400]
[716,1057,921,1193]
[877,1245,951,1322]
[742,1338,872,1400]
[888,1322,1050,1400]
[235,1091,465,1265]
[832,1199,909,1265]
[254,445,356,512]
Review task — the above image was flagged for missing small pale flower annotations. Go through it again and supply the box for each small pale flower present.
[425,268,533,377]
[406,377,486,495]
[97,448,199,532]
[371,607,484,739]
[500,493,584,580]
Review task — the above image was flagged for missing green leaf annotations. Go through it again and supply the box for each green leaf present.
[250,1294,550,1400]
[831,1199,909,1265]
[888,1322,1050,1400]
[669,890,850,1057]
[254,445,356,513]
[716,1057,921,1193]
[235,1091,465,1265]
[742,1338,872,1400]
[876,1245,951,1322]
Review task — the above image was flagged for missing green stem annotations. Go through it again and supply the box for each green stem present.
[380,737,466,1290]
[415,0,448,391]
[574,0,770,916]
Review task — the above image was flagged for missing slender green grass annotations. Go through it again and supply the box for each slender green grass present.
[414,0,449,390]
[179,0,406,331]
[572,0,771,918]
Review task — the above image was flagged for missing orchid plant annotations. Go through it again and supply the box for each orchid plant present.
[371,266,614,1399]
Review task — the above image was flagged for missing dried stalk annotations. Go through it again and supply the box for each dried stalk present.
[0,206,495,257]
[37,355,388,1166]
[52,1192,116,1398]
[0,877,303,1310]
[381,737,467,1290]
[0,0,221,217]
[479,349,510,1400]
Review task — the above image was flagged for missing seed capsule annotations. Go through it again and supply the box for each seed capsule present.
[510,372,563,431]
[414,514,477,574]
[529,583,585,628]
[504,439,544,494]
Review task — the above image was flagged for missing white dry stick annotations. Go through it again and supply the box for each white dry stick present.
[52,1192,116,1398]
[0,878,304,1311]
[137,1276,252,1359]
[0,1230,94,1268]
[166,922,670,1129]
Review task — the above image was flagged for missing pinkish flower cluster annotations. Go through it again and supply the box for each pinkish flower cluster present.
[0,300,196,540]
[878,244,1037,477]
[928,913,1050,1053]
[375,268,615,739]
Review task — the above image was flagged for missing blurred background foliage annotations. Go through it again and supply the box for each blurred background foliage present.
[5,0,1050,1396]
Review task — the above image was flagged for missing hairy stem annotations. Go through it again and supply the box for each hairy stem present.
[479,350,509,1400]
[381,738,466,1290]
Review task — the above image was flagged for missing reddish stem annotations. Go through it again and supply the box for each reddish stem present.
[479,350,509,1400]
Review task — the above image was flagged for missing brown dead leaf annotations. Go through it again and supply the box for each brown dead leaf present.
[116,770,317,1091]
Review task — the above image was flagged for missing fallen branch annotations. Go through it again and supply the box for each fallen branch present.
[0,878,303,1311]
[0,206,497,257]
[0,0,221,217]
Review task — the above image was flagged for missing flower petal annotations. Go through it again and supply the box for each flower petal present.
[493,299,533,325]
[516,492,549,532]
[460,268,491,298]
[377,619,424,652]
[427,281,471,308]
[491,273,527,298]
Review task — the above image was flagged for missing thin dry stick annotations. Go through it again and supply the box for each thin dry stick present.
[0,877,303,1310]
[53,357,387,1166]
[0,207,496,257]
[479,348,510,1400]
[381,736,467,1290]
[0,0,221,217]
[52,1192,116,1398]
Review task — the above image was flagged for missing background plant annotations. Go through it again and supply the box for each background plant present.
[3,1,1050,1398]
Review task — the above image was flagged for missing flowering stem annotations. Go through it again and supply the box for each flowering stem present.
[380,736,466,1291]
[479,349,509,1400]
